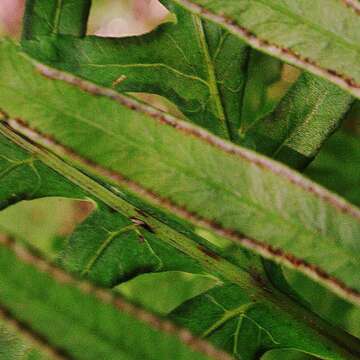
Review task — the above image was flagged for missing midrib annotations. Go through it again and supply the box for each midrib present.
[192,15,231,140]
[272,88,329,157]
[53,0,63,34]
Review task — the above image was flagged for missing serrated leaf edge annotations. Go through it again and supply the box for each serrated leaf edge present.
[3,56,360,304]
[0,234,233,360]
[4,114,360,307]
[33,62,360,221]
[0,236,232,360]
[172,0,360,100]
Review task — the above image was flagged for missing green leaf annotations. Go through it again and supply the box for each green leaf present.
[7,2,360,359]
[0,130,214,291]
[239,49,283,131]
[0,132,84,210]
[241,72,353,169]
[0,127,257,295]
[0,197,85,259]
[0,324,36,360]
[117,272,218,315]
[0,96,359,360]
[282,266,360,339]
[22,0,91,39]
[305,128,360,206]
[0,314,56,360]
[62,204,205,287]
[262,349,317,360]
[172,0,360,99]
[0,40,359,306]
[0,234,228,360]
[21,0,351,169]
[170,282,359,360]
[22,0,251,141]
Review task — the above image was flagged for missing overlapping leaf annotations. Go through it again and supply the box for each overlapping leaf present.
[0,128,358,360]
[0,1,359,358]
[62,204,205,287]
[306,129,360,206]
[23,0,250,140]
[22,0,91,38]
[281,265,360,339]
[173,0,360,99]
[0,130,85,210]
[241,73,353,169]
[21,0,353,169]
[0,234,226,360]
[0,40,359,305]
[171,283,356,360]
[0,131,207,286]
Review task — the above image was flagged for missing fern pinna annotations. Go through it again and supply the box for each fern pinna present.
[0,1,359,359]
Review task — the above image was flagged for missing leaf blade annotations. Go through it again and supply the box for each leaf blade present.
[170,283,360,360]
[22,0,249,140]
[0,40,359,305]
[242,72,353,169]
[22,0,91,39]
[21,0,351,167]
[0,108,359,360]
[0,234,228,360]
[305,128,360,206]
[172,0,360,99]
